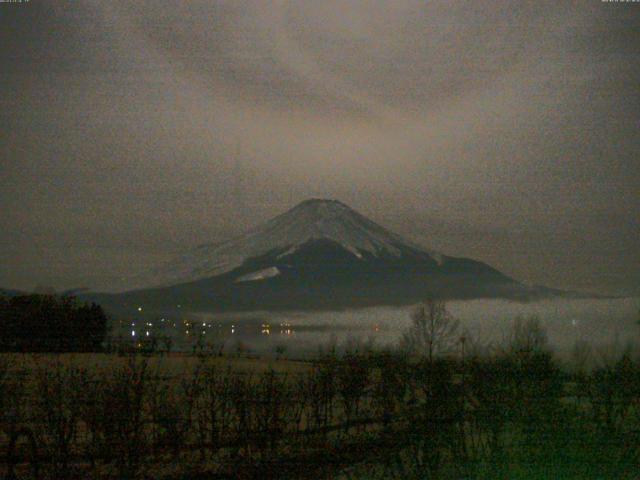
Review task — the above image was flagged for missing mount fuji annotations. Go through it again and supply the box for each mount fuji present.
[86,199,560,314]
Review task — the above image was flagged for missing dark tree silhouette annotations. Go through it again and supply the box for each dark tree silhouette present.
[401,299,459,362]
[0,294,108,352]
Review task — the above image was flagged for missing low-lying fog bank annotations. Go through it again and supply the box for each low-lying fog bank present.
[189,297,639,362]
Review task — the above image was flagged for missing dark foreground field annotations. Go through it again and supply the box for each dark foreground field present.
[0,348,639,480]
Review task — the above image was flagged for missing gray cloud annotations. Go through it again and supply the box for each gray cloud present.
[1,1,638,295]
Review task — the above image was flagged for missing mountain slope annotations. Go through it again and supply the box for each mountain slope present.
[133,198,442,289]
[88,199,557,315]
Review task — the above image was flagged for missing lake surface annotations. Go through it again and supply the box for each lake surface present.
[187,297,639,361]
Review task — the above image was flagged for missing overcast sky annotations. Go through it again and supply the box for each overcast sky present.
[1,0,638,295]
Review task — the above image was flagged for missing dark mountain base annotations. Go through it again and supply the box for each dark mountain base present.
[86,240,560,317]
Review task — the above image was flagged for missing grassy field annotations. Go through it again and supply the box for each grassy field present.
[1,350,639,479]
[0,352,312,376]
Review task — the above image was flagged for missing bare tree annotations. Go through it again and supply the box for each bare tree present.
[401,299,459,362]
[161,335,173,356]
[274,344,287,360]
[503,315,549,355]
[569,339,592,376]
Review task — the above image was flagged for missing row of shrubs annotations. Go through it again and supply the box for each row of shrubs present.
[1,342,639,479]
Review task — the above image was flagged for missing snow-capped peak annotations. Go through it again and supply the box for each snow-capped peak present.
[134,199,442,289]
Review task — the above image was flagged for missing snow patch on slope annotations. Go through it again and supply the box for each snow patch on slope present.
[235,266,281,283]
